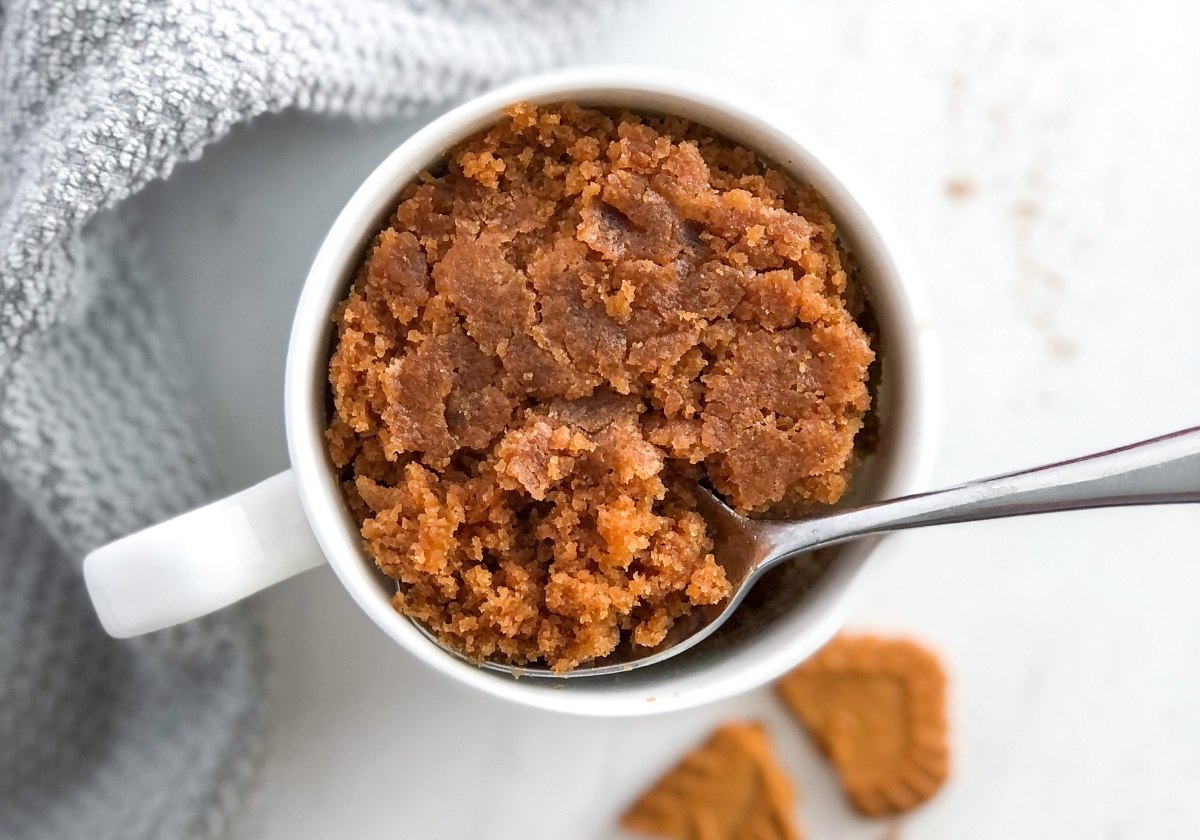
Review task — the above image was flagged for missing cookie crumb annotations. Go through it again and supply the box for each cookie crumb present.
[622,723,803,840]
[776,635,949,816]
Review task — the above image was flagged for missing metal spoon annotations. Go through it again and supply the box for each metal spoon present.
[423,425,1200,678]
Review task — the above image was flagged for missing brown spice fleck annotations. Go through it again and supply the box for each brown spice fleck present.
[1012,198,1039,219]
[944,177,976,200]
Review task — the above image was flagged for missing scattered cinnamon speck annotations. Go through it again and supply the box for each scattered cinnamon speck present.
[1012,199,1039,219]
[944,177,976,200]
[1048,336,1077,360]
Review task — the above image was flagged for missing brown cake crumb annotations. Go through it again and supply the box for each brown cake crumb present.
[327,103,874,671]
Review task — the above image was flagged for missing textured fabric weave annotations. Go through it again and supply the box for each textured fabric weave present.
[0,1,610,837]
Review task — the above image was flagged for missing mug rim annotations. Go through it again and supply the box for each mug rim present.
[284,65,940,716]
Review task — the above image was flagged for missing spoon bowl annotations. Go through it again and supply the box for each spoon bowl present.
[438,424,1200,678]
[414,486,773,679]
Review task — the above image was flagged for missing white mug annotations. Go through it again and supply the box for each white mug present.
[84,67,937,716]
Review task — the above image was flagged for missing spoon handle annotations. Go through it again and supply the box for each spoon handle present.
[762,425,1200,560]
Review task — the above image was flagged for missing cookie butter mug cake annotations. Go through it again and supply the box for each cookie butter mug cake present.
[328,103,876,672]
[83,69,934,713]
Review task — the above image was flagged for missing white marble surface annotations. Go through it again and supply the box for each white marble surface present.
[131,0,1200,836]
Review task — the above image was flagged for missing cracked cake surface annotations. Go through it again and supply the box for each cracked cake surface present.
[327,102,874,671]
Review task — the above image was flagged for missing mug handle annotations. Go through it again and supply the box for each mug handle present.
[83,470,327,638]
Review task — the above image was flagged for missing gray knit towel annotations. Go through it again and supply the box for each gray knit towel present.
[0,1,611,837]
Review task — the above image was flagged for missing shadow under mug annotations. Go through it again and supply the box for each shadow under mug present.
[84,67,937,716]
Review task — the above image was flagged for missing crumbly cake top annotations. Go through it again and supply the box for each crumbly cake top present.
[327,102,874,671]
